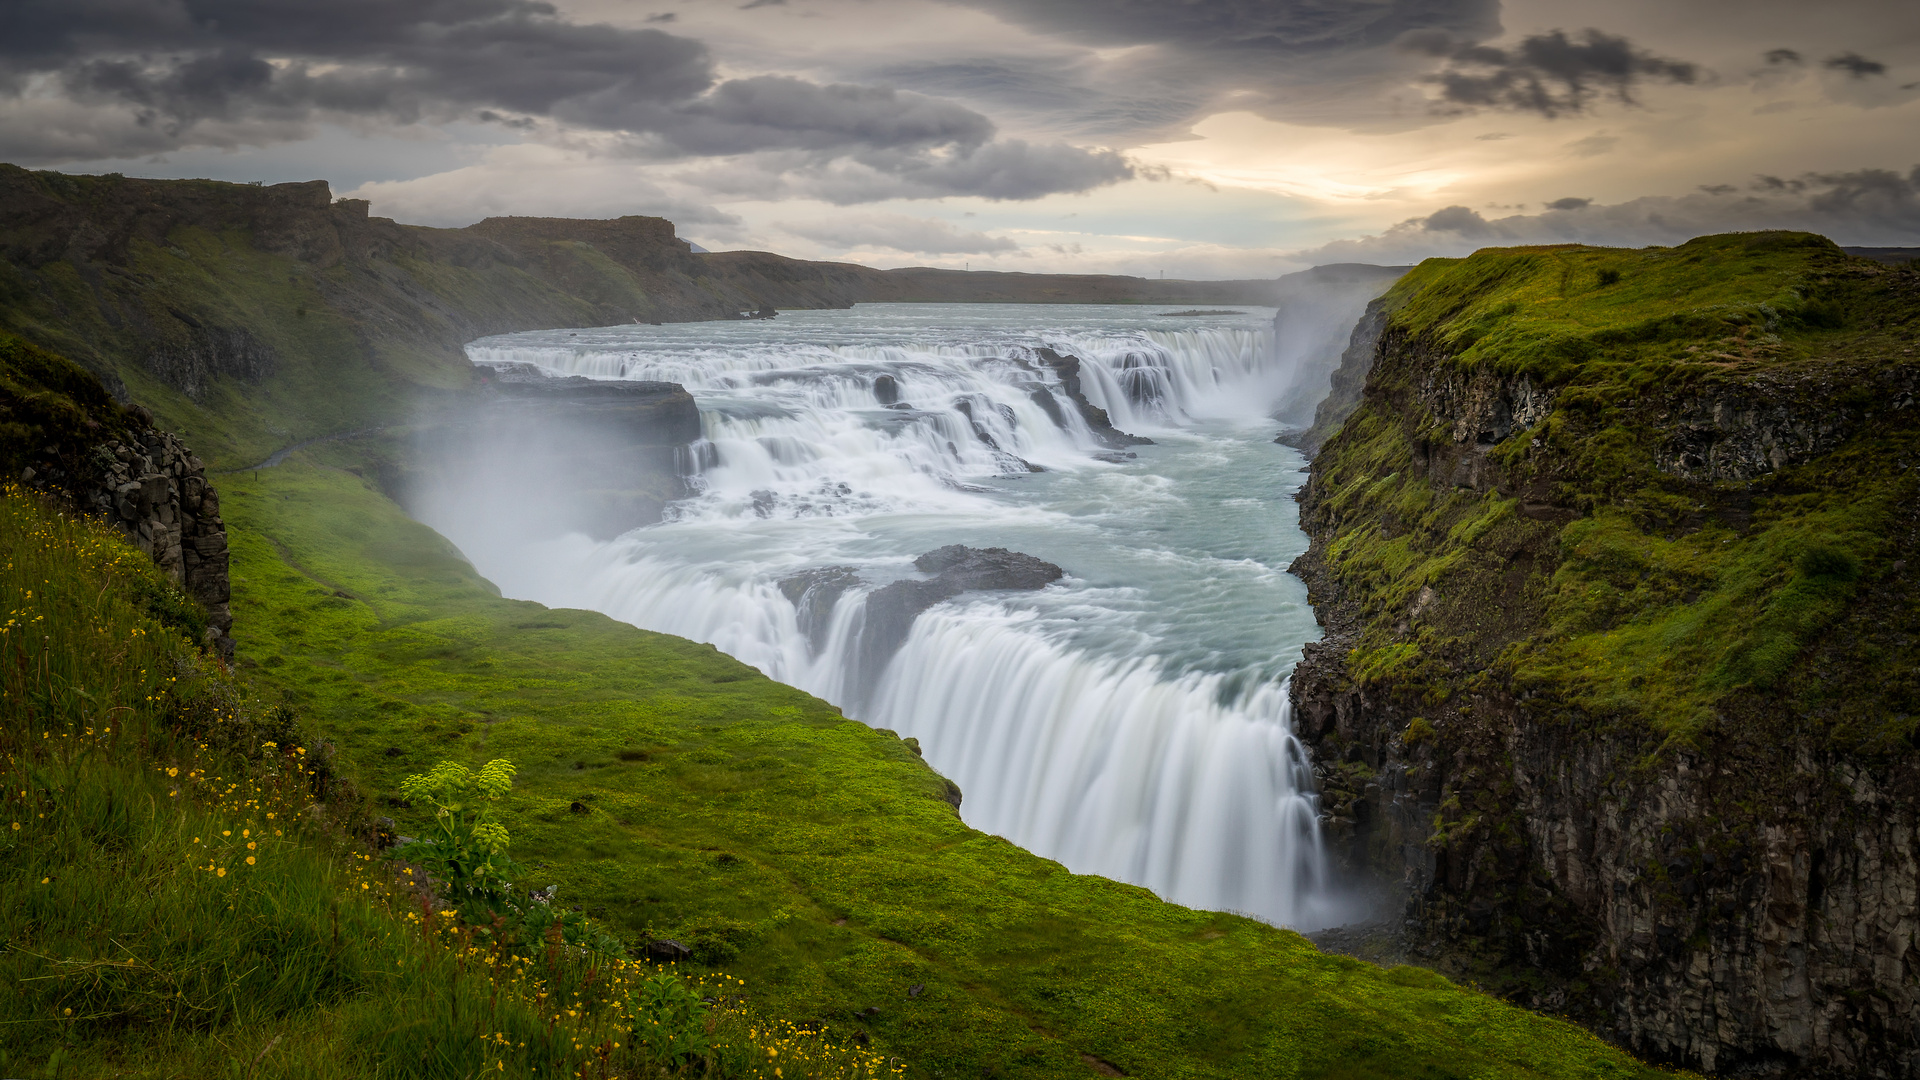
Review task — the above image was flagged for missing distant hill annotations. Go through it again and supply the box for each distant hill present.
[1842,246,1920,265]
[0,166,1287,465]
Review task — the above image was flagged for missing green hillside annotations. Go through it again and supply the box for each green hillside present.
[1305,231,1917,747]
[208,452,1673,1079]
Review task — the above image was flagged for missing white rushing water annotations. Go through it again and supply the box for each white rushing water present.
[435,304,1346,928]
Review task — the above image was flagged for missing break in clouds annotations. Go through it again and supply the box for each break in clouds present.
[1299,166,1920,266]
[0,0,1131,203]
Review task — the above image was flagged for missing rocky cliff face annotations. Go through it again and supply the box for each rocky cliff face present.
[83,422,233,656]
[2,337,232,655]
[1289,234,1920,1077]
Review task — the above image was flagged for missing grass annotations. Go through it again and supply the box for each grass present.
[195,451,1680,1079]
[0,485,905,1079]
[1305,232,1920,749]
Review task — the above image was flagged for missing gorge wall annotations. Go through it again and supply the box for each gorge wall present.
[1289,232,1920,1077]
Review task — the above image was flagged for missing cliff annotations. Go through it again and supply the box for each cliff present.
[1289,232,1920,1077]
[0,334,232,654]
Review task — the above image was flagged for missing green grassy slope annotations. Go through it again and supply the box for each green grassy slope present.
[0,484,911,1079]
[212,455,1675,1080]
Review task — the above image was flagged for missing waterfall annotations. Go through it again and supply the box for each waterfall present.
[441,304,1345,928]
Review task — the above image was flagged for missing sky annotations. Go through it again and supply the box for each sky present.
[4,0,1919,277]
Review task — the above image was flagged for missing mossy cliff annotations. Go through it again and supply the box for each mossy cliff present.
[1289,232,1919,1077]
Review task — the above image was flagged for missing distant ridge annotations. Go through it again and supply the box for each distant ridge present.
[1842,246,1920,265]
[0,167,1307,466]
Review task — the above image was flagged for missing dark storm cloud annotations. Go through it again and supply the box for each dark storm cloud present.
[781,138,1134,205]
[0,0,1129,202]
[1420,205,1496,235]
[1545,196,1592,210]
[1824,52,1888,79]
[896,0,1503,140]
[1414,28,1701,118]
[917,2,1721,140]
[2,0,714,141]
[1796,167,1920,221]
[661,76,995,155]
[953,0,1502,56]
[872,57,1203,142]
[1764,49,1804,67]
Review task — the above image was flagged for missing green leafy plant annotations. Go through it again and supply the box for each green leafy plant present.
[396,758,526,922]
[628,968,713,1069]
[395,758,625,956]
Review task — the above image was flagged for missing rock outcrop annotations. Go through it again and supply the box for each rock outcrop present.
[1288,235,1920,1078]
[777,546,1065,697]
[1031,348,1153,450]
[84,423,233,656]
[2,337,232,655]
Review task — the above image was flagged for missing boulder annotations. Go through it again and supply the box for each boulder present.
[777,565,862,655]
[645,938,692,963]
[912,545,1063,591]
[854,546,1063,693]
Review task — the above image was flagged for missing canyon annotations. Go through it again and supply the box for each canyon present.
[3,168,1915,1078]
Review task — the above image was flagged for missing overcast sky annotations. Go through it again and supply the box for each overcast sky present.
[5,0,1919,276]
